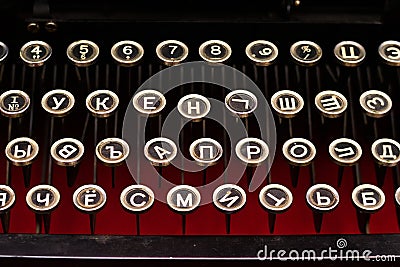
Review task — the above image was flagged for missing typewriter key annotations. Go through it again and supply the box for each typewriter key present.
[0,42,8,63]
[156,40,189,66]
[67,40,99,67]
[315,90,348,118]
[290,40,322,66]
[0,185,15,212]
[225,90,257,118]
[352,184,385,212]
[379,40,400,66]
[270,90,304,118]
[371,138,400,167]
[282,138,316,166]
[96,138,130,166]
[189,138,223,166]
[329,138,362,166]
[334,41,365,67]
[73,184,107,213]
[245,40,278,66]
[20,40,52,67]
[167,185,201,213]
[0,90,30,118]
[199,40,232,63]
[144,137,177,166]
[41,89,75,116]
[111,40,144,67]
[132,89,166,116]
[213,184,246,213]
[177,94,210,121]
[26,184,60,213]
[395,187,400,208]
[6,137,39,166]
[359,90,392,118]
[235,137,269,166]
[50,138,84,167]
[86,89,119,117]
[120,184,155,213]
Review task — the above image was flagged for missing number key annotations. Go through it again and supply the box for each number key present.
[199,40,231,63]
[67,40,99,67]
[156,40,188,66]
[111,40,144,67]
[20,41,52,67]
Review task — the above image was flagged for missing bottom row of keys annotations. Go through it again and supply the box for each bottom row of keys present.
[0,183,392,215]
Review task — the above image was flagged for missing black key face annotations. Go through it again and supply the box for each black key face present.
[86,90,119,117]
[67,40,99,67]
[144,137,177,166]
[225,90,257,117]
[306,184,339,212]
[282,138,316,166]
[6,137,39,166]
[334,41,365,66]
[157,40,188,65]
[235,137,269,165]
[379,41,400,66]
[0,42,8,62]
[111,40,144,66]
[259,184,293,212]
[352,184,385,212]
[190,138,223,165]
[51,138,84,166]
[73,184,107,212]
[20,41,52,66]
[0,90,30,117]
[315,90,348,118]
[371,138,400,167]
[329,138,362,165]
[271,90,304,118]
[96,138,130,165]
[26,185,60,212]
[290,41,322,65]
[167,185,201,213]
[132,90,166,115]
[177,94,210,120]
[0,185,15,212]
[359,90,392,118]
[213,184,246,212]
[199,40,231,63]
[120,185,155,212]
[41,89,75,116]
[246,40,278,65]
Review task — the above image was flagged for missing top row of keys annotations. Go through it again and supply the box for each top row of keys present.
[0,39,399,67]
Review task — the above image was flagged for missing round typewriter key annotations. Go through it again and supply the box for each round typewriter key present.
[352,184,385,212]
[144,137,177,166]
[235,137,269,166]
[20,40,52,67]
[329,138,362,166]
[225,89,257,118]
[41,89,75,116]
[282,138,316,166]
[270,90,304,118]
[315,90,348,118]
[132,89,166,116]
[306,184,339,212]
[50,138,84,167]
[334,41,366,67]
[86,89,119,117]
[0,90,30,118]
[379,40,400,66]
[73,184,107,213]
[156,40,189,66]
[290,40,322,66]
[111,40,144,67]
[213,184,246,213]
[189,138,223,166]
[167,185,201,213]
[67,40,99,67]
[259,184,293,212]
[199,40,232,63]
[6,137,39,166]
[371,138,400,167]
[26,184,60,213]
[245,40,278,66]
[0,185,15,212]
[177,94,210,121]
[0,42,8,63]
[120,184,155,213]
[395,187,400,207]
[96,138,130,166]
[359,90,392,118]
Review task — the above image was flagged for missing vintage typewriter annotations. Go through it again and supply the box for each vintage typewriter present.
[0,0,400,266]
